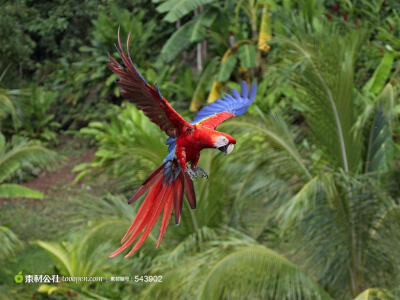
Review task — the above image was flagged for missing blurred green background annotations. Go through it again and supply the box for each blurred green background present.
[1,0,400,299]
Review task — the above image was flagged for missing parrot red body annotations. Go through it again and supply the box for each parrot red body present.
[108,29,257,258]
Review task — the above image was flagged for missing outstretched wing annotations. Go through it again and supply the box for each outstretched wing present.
[108,29,192,138]
[192,81,257,129]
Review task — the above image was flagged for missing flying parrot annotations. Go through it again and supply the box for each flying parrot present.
[108,30,257,258]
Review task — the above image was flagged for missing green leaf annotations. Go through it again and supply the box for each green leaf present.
[158,21,195,63]
[158,10,216,63]
[0,184,43,199]
[156,0,217,23]
[238,44,257,70]
[363,52,395,95]
[217,54,237,82]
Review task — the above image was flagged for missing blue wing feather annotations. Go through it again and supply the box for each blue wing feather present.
[191,81,257,124]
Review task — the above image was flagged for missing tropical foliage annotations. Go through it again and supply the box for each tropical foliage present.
[0,133,57,199]
[1,0,400,299]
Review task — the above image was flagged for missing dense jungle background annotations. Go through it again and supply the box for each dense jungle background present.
[1,0,400,299]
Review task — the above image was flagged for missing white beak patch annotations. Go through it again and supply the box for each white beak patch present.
[226,144,234,155]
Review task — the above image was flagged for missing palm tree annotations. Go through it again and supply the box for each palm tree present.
[224,25,400,298]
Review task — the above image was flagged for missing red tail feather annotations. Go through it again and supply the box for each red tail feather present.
[173,175,184,224]
[156,182,175,247]
[109,166,194,258]
[120,179,162,244]
[128,164,164,204]
[183,173,196,209]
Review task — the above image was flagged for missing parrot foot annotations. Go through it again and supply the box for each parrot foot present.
[193,167,208,179]
[185,168,198,180]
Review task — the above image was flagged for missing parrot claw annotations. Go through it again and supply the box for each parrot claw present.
[193,167,208,179]
[185,168,198,180]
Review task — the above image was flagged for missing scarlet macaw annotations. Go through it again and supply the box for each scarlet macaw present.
[108,30,257,258]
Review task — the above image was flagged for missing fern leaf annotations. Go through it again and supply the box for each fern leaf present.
[0,144,57,182]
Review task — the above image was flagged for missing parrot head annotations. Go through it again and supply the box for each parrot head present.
[213,133,236,155]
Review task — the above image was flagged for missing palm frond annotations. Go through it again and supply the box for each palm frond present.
[364,84,395,173]
[277,174,334,231]
[198,245,331,300]
[281,28,364,172]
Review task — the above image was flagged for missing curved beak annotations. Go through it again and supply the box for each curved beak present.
[218,143,235,155]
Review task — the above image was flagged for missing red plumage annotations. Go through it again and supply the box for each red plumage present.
[109,165,188,258]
